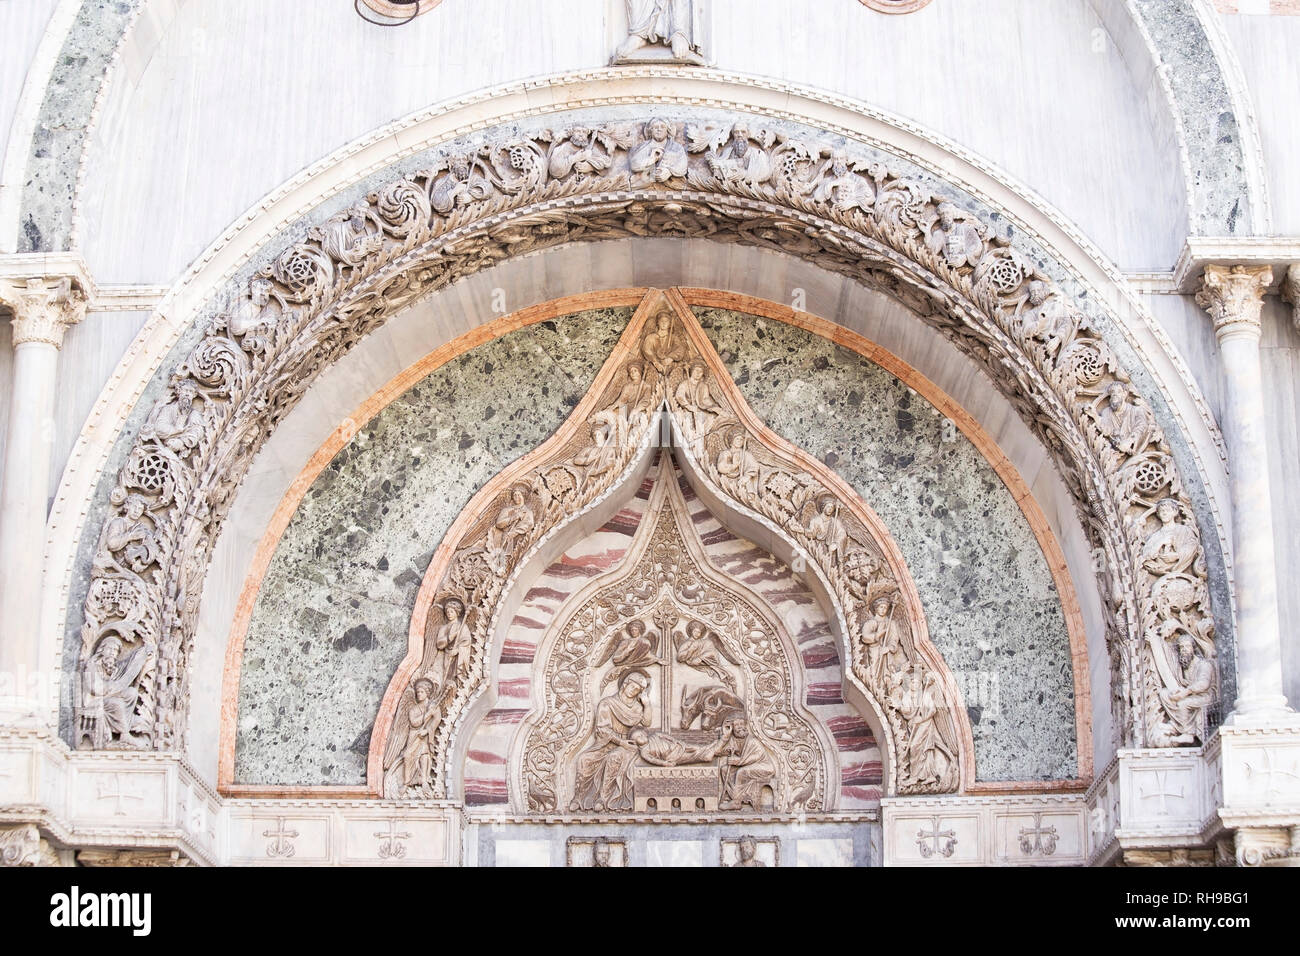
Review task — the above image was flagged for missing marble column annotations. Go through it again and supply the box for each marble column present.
[1195,265,1291,719]
[0,276,86,719]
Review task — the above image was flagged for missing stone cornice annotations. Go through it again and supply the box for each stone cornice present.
[0,252,167,313]
[1174,236,1300,292]
[1195,264,1273,342]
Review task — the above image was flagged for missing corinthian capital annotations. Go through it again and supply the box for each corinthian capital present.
[0,276,88,348]
[1195,264,1272,342]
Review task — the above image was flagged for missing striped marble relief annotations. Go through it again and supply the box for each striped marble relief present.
[461,458,882,809]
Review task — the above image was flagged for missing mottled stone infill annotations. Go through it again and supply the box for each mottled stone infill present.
[1133,0,1255,234]
[234,307,632,785]
[696,308,1077,781]
[19,0,143,252]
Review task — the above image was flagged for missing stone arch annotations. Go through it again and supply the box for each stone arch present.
[371,290,973,799]
[67,106,1220,780]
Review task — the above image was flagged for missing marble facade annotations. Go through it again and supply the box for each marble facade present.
[2,1,1300,866]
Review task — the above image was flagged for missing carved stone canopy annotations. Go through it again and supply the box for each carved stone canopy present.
[76,110,1219,769]
[372,290,970,799]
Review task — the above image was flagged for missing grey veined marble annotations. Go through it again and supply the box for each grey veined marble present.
[234,307,633,785]
[696,308,1076,782]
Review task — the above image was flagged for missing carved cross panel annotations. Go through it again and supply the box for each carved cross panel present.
[370,290,972,798]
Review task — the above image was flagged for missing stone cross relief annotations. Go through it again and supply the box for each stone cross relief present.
[1137,770,1185,816]
[95,773,145,816]
[1243,750,1300,799]
[1017,812,1058,857]
[263,817,298,859]
[373,290,969,804]
[374,820,411,859]
[916,816,957,858]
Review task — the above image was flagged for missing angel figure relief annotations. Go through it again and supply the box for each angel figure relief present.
[431,596,473,687]
[383,676,452,792]
[673,618,741,688]
[672,362,725,453]
[594,618,663,688]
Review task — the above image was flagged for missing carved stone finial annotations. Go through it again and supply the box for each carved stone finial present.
[1281,264,1300,335]
[0,275,88,348]
[1195,264,1272,342]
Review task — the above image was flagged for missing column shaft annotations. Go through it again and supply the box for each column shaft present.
[1197,264,1291,718]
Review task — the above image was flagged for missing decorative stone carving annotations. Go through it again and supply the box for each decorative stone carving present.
[77,111,1220,761]
[1017,812,1058,857]
[0,824,59,866]
[721,835,778,867]
[614,0,707,65]
[687,123,775,188]
[566,836,626,866]
[517,455,836,814]
[77,848,191,867]
[1120,847,1214,867]
[916,816,956,858]
[0,275,87,348]
[1195,264,1272,341]
[1234,826,1300,867]
[629,119,689,186]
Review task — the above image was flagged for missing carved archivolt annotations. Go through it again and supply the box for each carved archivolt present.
[375,293,966,797]
[76,111,1216,764]
[516,457,835,816]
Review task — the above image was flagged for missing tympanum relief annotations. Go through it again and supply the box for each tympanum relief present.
[518,458,831,816]
[378,293,968,800]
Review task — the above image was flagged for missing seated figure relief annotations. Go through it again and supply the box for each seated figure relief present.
[519,456,832,816]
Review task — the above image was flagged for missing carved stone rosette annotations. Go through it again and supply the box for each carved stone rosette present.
[77,111,1218,761]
